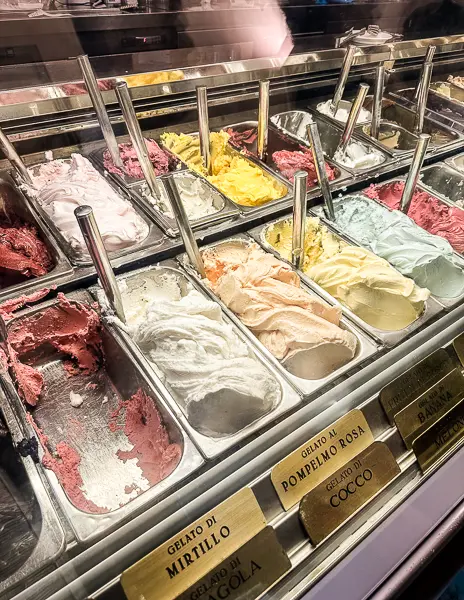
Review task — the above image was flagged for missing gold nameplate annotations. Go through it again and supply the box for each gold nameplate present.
[380,349,456,424]
[394,368,464,449]
[453,333,464,367]
[299,442,400,545]
[271,409,373,511]
[177,527,291,600]
[412,396,464,472]
[121,488,267,600]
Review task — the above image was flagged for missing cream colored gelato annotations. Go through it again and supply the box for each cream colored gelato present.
[202,241,357,380]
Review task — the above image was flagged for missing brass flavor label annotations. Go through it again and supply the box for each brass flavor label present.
[453,332,464,367]
[394,368,464,449]
[177,527,291,600]
[121,488,267,600]
[379,349,456,424]
[299,441,400,545]
[413,396,464,472]
[271,409,373,511]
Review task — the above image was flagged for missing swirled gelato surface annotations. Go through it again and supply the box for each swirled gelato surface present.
[332,194,464,298]
[118,271,281,437]
[25,154,149,258]
[161,131,287,206]
[202,241,357,380]
[366,181,464,254]
[265,217,429,331]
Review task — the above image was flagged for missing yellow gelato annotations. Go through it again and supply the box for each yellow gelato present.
[122,70,184,87]
[161,130,287,207]
[265,217,430,331]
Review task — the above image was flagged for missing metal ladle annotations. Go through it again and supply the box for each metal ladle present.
[75,205,126,323]
[257,80,270,161]
[307,121,335,221]
[77,54,123,170]
[196,86,211,176]
[291,170,308,270]
[337,83,370,155]
[331,45,357,115]
[0,127,33,186]
[400,134,431,212]
[371,63,386,140]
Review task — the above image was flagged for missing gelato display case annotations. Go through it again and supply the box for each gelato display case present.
[2,19,464,600]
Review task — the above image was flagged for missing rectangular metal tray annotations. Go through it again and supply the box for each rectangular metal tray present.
[0,171,73,301]
[419,162,464,208]
[270,110,393,175]
[445,151,464,175]
[310,183,464,311]
[390,87,464,128]
[88,139,184,188]
[2,293,203,543]
[249,218,443,348]
[89,261,301,459]
[0,393,64,597]
[160,131,292,216]
[89,149,240,238]
[13,154,166,268]
[177,235,379,398]
[222,119,352,185]
[430,81,464,107]
[361,98,462,152]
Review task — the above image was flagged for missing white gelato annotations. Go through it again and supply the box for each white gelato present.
[25,154,149,258]
[141,173,221,221]
[333,141,385,170]
[317,99,372,124]
[116,270,281,438]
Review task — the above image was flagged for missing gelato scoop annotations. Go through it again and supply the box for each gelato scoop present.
[161,131,287,207]
[331,194,464,298]
[118,270,281,437]
[202,241,357,380]
[265,217,429,331]
[24,154,149,259]
[103,139,177,179]
[366,182,464,254]
[317,99,372,124]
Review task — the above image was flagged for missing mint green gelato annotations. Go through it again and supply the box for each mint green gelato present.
[329,195,464,299]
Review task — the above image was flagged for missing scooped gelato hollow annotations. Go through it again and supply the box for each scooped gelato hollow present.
[201,241,358,380]
[24,154,149,259]
[333,142,385,170]
[366,181,464,254]
[330,194,464,299]
[265,217,429,331]
[161,131,287,207]
[113,270,281,438]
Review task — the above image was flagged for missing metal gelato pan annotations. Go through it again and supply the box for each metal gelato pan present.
[310,184,464,311]
[160,131,292,215]
[420,162,464,208]
[390,87,464,130]
[249,217,443,348]
[431,81,464,107]
[223,119,352,185]
[2,293,203,543]
[0,172,73,301]
[13,156,166,268]
[88,141,183,188]
[270,110,393,175]
[0,397,64,598]
[90,262,301,459]
[445,151,464,175]
[360,98,462,152]
[178,235,378,399]
[94,163,240,239]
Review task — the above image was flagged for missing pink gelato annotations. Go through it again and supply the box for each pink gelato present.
[103,139,177,179]
[7,294,102,406]
[366,182,464,254]
[272,149,336,188]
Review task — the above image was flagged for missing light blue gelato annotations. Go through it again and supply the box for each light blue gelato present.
[330,195,464,298]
